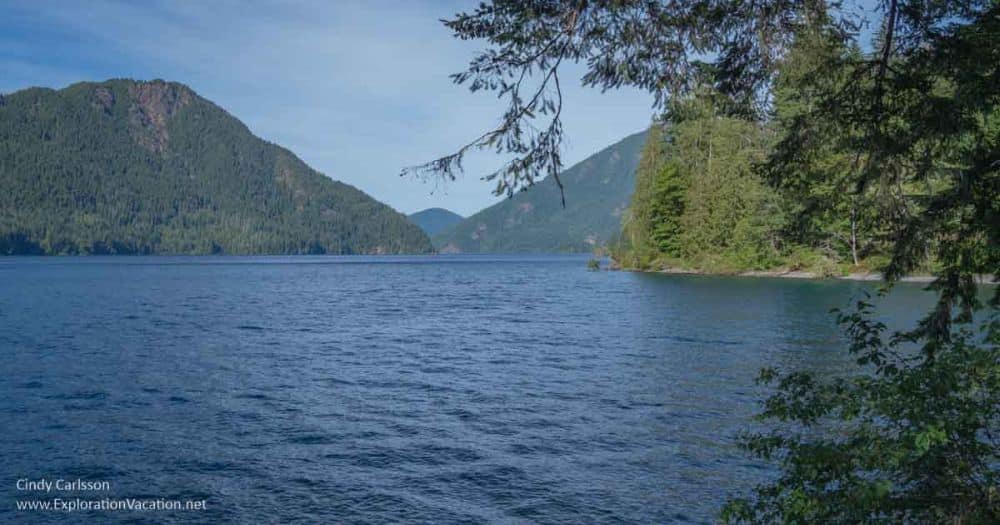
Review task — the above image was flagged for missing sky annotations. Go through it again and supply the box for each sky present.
[0,0,656,217]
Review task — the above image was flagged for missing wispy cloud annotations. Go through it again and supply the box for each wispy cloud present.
[0,0,654,216]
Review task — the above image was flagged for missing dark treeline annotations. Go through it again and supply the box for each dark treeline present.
[0,79,432,255]
[617,31,916,275]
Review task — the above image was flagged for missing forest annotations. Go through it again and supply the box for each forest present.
[0,79,431,255]
[616,30,942,276]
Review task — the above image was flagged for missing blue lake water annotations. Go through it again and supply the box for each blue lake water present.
[0,255,936,523]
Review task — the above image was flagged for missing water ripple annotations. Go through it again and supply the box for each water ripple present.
[0,254,935,523]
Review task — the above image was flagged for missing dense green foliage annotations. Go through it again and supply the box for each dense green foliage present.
[618,35,890,275]
[620,103,785,273]
[407,207,463,237]
[0,79,431,255]
[723,4,1000,520]
[723,299,999,523]
[767,31,881,269]
[432,1,999,522]
[434,131,645,253]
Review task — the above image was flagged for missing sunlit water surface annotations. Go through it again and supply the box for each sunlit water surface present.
[0,255,937,523]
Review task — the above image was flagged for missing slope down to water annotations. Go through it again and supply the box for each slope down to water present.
[434,130,646,253]
[0,79,432,255]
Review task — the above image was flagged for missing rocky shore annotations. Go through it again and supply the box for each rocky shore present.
[607,260,997,284]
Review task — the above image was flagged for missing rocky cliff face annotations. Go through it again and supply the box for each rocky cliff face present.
[125,81,193,153]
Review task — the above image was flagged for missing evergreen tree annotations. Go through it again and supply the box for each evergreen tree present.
[647,162,686,257]
[768,28,882,267]
[621,123,674,265]
[620,90,783,273]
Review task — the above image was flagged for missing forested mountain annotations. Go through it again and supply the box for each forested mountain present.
[407,208,463,237]
[0,79,432,255]
[433,130,646,253]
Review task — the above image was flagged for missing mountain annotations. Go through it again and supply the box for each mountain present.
[0,79,432,255]
[408,208,464,237]
[433,130,647,253]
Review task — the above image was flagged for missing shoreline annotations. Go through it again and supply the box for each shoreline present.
[608,263,998,285]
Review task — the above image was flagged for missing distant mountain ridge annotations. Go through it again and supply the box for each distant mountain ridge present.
[408,208,463,237]
[433,130,647,253]
[0,79,432,255]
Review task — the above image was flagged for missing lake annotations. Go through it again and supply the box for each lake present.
[0,255,936,523]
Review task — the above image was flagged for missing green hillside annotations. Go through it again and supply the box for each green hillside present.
[433,130,646,253]
[0,79,431,255]
[408,208,463,237]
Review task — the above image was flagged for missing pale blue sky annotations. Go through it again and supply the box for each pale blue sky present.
[0,0,656,216]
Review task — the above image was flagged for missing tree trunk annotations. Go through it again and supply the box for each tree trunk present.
[850,204,859,267]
